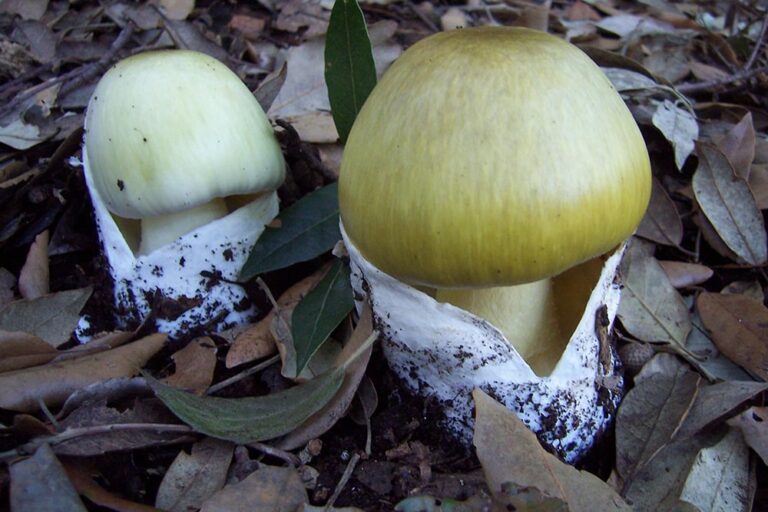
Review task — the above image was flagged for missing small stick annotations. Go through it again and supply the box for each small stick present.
[205,354,281,395]
[246,441,302,466]
[745,13,768,71]
[324,452,361,511]
[676,64,768,94]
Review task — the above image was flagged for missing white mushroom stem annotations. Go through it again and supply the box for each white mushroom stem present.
[436,279,564,376]
[138,198,229,255]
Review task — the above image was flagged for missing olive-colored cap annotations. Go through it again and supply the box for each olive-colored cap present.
[339,27,651,287]
[85,50,285,219]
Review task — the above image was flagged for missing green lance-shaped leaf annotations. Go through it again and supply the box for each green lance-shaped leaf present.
[240,183,340,280]
[146,369,345,443]
[324,0,377,143]
[292,259,354,376]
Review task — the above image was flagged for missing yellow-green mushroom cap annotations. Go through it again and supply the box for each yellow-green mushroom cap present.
[339,27,651,288]
[85,50,285,220]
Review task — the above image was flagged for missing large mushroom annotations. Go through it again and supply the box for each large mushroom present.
[339,27,651,461]
[81,50,285,338]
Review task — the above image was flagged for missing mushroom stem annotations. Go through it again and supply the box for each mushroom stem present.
[436,279,565,376]
[138,198,229,255]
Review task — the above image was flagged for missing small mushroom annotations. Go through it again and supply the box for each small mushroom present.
[339,27,651,461]
[81,50,285,338]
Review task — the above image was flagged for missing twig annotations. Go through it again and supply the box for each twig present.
[206,354,281,395]
[0,423,194,461]
[404,0,439,33]
[246,441,302,466]
[0,63,54,102]
[324,452,361,511]
[0,24,134,119]
[676,64,768,94]
[745,13,768,71]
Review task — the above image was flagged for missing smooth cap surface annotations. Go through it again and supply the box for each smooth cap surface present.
[339,27,651,287]
[85,50,285,219]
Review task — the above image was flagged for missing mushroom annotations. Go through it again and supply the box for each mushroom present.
[81,50,285,338]
[339,27,651,461]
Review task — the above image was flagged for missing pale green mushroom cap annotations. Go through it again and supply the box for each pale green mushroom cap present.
[85,50,285,220]
[339,27,651,288]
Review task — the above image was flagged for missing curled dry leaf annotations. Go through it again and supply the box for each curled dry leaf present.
[657,260,713,288]
[277,304,374,450]
[65,463,161,512]
[18,230,49,300]
[154,0,195,20]
[693,143,767,266]
[156,438,234,512]
[472,389,631,512]
[0,333,166,412]
[226,266,328,368]
[696,292,768,380]
[0,331,57,373]
[163,337,217,394]
[652,99,698,170]
[200,465,307,512]
[728,407,768,465]
[636,178,683,246]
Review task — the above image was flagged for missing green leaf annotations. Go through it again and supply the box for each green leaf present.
[292,259,354,376]
[146,369,345,443]
[324,0,377,143]
[240,183,340,280]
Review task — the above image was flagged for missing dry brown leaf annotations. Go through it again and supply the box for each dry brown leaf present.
[657,260,713,288]
[728,407,768,465]
[0,333,166,412]
[162,18,229,62]
[226,267,329,368]
[274,0,328,38]
[636,178,683,246]
[229,14,266,40]
[563,1,600,21]
[18,230,49,300]
[715,113,756,180]
[697,292,768,380]
[689,61,729,82]
[748,163,768,209]
[9,444,87,512]
[277,304,374,450]
[721,280,764,301]
[514,2,550,31]
[0,268,15,307]
[163,337,217,394]
[0,330,57,373]
[200,465,307,512]
[0,0,48,20]
[65,463,161,512]
[473,389,631,511]
[153,0,195,20]
[156,438,234,511]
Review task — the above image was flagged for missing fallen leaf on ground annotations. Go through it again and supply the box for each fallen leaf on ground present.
[678,428,751,511]
[0,287,92,347]
[0,333,165,412]
[693,143,767,265]
[617,248,692,353]
[200,465,307,512]
[18,230,49,300]
[715,113,755,180]
[163,337,217,394]
[65,463,161,512]
[658,260,713,288]
[728,407,768,465]
[652,99,698,170]
[615,354,701,484]
[278,304,374,450]
[0,331,57,373]
[636,178,683,246]
[676,380,768,439]
[697,291,768,380]
[227,266,328,368]
[9,444,87,512]
[472,389,630,511]
[156,437,234,512]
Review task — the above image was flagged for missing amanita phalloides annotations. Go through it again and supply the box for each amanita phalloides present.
[339,27,651,461]
[82,50,285,338]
